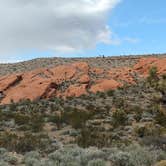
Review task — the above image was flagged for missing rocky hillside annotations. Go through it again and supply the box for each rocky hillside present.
[0,55,166,105]
[0,55,166,166]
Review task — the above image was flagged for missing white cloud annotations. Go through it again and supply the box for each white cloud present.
[0,0,120,60]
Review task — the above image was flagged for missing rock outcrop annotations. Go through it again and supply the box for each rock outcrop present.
[134,57,166,76]
[0,57,166,104]
[90,79,122,93]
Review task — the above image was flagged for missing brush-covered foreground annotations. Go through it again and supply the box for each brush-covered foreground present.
[0,67,166,166]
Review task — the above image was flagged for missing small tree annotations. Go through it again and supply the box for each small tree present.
[112,109,127,127]
[147,66,159,87]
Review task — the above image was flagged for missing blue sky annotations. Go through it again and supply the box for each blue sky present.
[0,0,166,62]
[75,0,166,57]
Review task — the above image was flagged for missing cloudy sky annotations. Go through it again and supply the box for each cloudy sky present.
[0,0,166,62]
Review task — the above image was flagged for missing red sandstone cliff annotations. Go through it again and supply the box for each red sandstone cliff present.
[0,57,166,104]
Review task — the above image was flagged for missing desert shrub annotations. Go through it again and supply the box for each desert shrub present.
[30,114,44,132]
[0,148,7,156]
[141,136,166,151]
[77,128,92,148]
[77,127,112,148]
[0,132,51,153]
[48,147,83,166]
[0,110,14,121]
[112,109,127,127]
[0,161,9,166]
[155,108,166,127]
[129,105,143,122]
[108,144,166,166]
[14,113,30,125]
[96,91,106,98]
[162,73,166,80]
[47,114,63,129]
[155,76,166,105]
[134,123,162,138]
[107,89,114,96]
[62,108,95,129]
[147,66,159,87]
[24,151,40,160]
[48,146,107,166]
[9,102,17,111]
[109,151,130,166]
[87,159,106,166]
[126,144,166,166]
[24,151,42,166]
[24,158,41,166]
[157,75,166,92]
[112,97,125,108]
[3,155,18,165]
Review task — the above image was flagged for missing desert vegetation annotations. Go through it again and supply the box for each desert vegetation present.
[0,63,166,165]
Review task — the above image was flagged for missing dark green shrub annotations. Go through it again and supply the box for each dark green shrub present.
[77,127,112,148]
[130,106,143,122]
[14,113,30,125]
[155,109,166,127]
[62,108,94,129]
[112,109,127,127]
[147,66,159,87]
[0,132,51,153]
[47,114,63,129]
[107,89,114,96]
[96,91,106,98]
[112,97,125,109]
[30,114,44,132]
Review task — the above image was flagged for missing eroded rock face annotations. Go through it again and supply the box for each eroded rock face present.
[108,67,135,84]
[0,57,166,104]
[134,57,166,76]
[78,74,90,84]
[90,79,122,93]
[63,84,88,97]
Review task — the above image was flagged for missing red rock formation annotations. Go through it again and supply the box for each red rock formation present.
[90,67,104,75]
[0,74,22,91]
[108,67,135,84]
[90,79,122,93]
[63,84,88,97]
[0,57,166,104]
[78,75,90,84]
[72,62,89,73]
[134,57,166,76]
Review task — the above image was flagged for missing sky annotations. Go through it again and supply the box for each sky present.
[0,0,166,63]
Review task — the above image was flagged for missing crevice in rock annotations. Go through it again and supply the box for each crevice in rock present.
[40,82,58,99]
[4,75,23,91]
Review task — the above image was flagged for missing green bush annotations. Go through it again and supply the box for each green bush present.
[112,109,127,127]
[47,114,63,129]
[155,110,166,127]
[134,123,162,138]
[77,127,112,148]
[14,113,30,125]
[108,144,166,166]
[0,132,51,153]
[30,114,44,132]
[147,66,159,87]
[107,89,114,96]
[62,108,95,129]
[87,159,106,166]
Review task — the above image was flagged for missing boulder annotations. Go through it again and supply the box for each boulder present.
[90,79,122,93]
[78,74,90,84]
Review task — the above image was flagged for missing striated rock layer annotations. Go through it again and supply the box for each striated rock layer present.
[0,57,166,104]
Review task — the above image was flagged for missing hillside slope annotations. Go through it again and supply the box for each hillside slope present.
[0,55,166,165]
[0,56,166,104]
